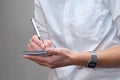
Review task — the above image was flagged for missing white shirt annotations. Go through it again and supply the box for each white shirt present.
[34,0,120,80]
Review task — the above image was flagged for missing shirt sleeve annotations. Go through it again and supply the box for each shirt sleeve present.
[106,0,120,38]
[108,0,120,21]
[34,0,48,33]
[115,16,120,38]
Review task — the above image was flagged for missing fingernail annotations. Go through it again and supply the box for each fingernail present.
[22,55,29,58]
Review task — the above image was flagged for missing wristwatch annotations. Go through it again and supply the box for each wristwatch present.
[86,51,98,68]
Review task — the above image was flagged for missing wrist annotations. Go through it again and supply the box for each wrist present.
[69,52,91,66]
[86,51,98,68]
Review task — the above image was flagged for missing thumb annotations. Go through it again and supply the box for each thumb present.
[46,48,61,55]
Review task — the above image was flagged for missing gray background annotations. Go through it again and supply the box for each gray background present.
[0,0,49,80]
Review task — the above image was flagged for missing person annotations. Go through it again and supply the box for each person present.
[23,0,120,80]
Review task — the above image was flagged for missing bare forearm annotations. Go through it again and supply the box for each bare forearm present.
[71,45,120,68]
[97,45,120,68]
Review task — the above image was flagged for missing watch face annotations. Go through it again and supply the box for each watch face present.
[88,61,97,68]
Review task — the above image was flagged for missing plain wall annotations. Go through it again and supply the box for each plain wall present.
[0,0,49,80]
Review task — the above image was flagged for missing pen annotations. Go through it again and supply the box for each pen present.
[30,18,46,48]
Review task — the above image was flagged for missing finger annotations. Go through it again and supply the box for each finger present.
[23,55,45,64]
[30,42,42,51]
[23,55,57,68]
[27,42,40,51]
[46,48,61,55]
[44,40,52,47]
[23,55,43,65]
[23,55,48,63]
[27,44,34,51]
[31,35,43,48]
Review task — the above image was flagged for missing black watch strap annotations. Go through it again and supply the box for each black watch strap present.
[86,51,98,68]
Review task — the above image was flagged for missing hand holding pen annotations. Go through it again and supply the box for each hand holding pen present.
[23,18,52,55]
[30,18,46,49]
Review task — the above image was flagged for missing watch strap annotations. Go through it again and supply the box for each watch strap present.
[86,51,98,68]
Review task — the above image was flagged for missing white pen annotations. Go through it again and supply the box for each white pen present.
[30,18,46,48]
